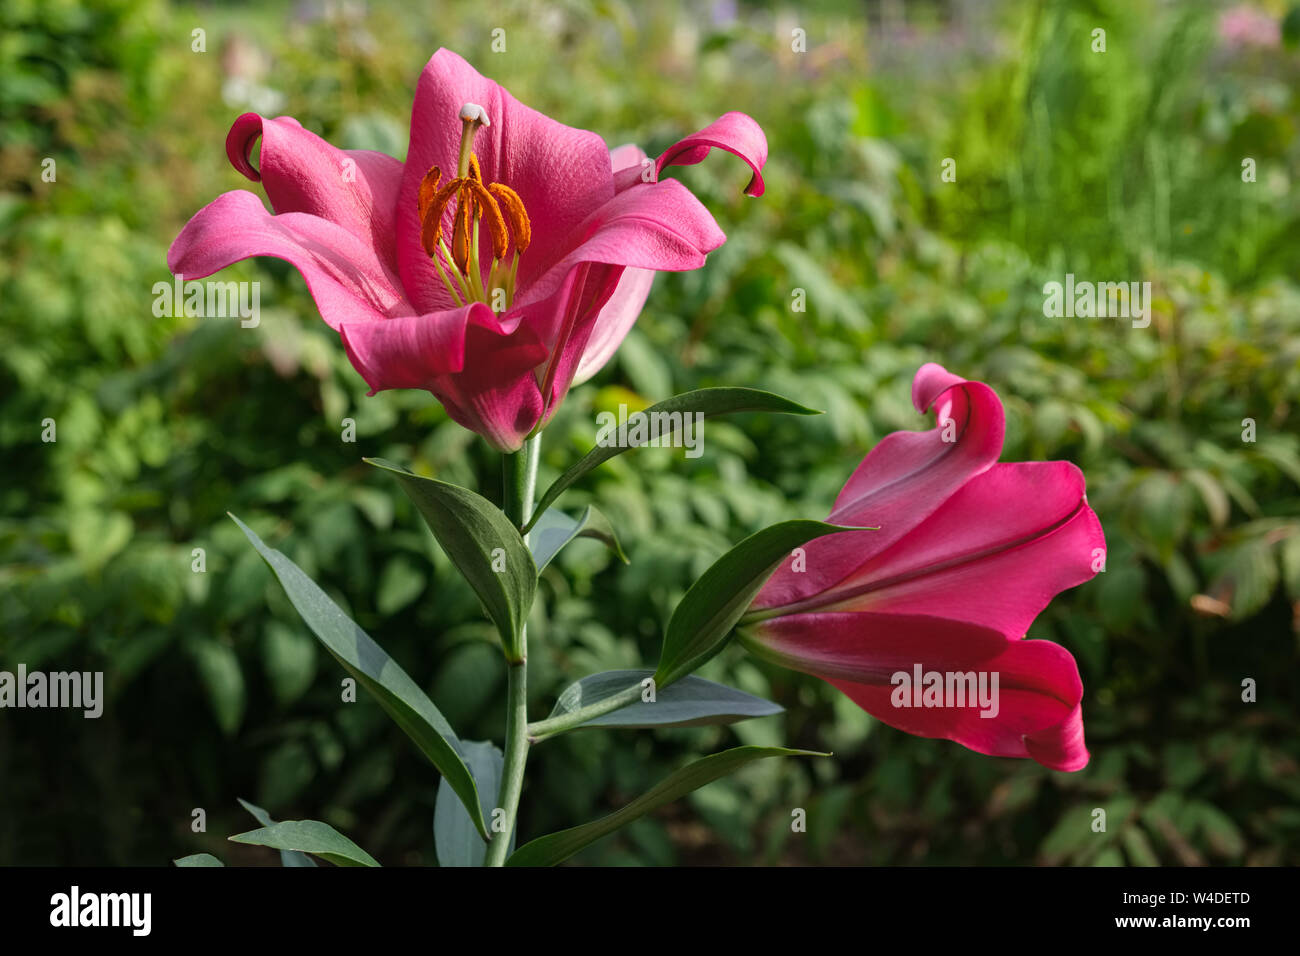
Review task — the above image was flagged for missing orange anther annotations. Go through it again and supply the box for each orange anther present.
[452,187,475,273]
[462,179,509,260]
[421,178,461,257]
[417,166,442,223]
[487,182,531,253]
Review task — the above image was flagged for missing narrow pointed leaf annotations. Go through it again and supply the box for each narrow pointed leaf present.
[529,505,628,572]
[525,388,820,532]
[237,798,317,867]
[548,669,782,729]
[435,740,514,867]
[230,514,488,838]
[506,746,826,867]
[230,820,379,867]
[173,853,224,867]
[365,458,535,660]
[655,520,853,687]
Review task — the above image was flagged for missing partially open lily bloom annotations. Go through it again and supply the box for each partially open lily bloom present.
[168,49,766,450]
[739,364,1105,771]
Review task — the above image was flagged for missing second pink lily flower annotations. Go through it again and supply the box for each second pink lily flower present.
[741,364,1105,771]
[169,49,767,450]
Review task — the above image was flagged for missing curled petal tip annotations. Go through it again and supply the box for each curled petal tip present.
[225,112,267,182]
[911,361,955,412]
[655,111,768,198]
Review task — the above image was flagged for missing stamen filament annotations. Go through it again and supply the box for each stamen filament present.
[486,258,503,308]
[506,250,521,301]
[438,236,474,302]
[469,218,484,301]
[432,254,466,307]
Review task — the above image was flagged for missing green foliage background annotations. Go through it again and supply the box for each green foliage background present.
[2,0,1298,865]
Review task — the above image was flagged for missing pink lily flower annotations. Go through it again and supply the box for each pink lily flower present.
[168,49,766,450]
[741,364,1104,771]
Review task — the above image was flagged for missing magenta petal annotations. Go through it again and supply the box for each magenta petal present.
[609,142,648,173]
[572,266,655,385]
[655,111,768,197]
[836,364,1006,521]
[338,307,475,386]
[167,190,410,330]
[225,113,404,272]
[746,613,1089,771]
[754,365,1005,611]
[818,462,1105,637]
[339,303,550,451]
[534,264,624,419]
[570,144,657,385]
[493,259,624,434]
[610,142,653,194]
[490,176,717,421]
[397,49,615,314]
[338,302,529,388]
[910,360,972,413]
[438,363,548,453]
[514,177,725,315]
[431,316,553,452]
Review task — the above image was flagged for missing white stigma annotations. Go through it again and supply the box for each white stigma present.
[459,102,490,127]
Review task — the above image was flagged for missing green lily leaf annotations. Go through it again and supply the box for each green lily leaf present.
[230,820,380,867]
[524,388,820,532]
[547,669,782,729]
[506,746,826,866]
[529,504,628,572]
[230,514,488,839]
[237,798,317,867]
[173,853,224,867]
[434,740,514,867]
[655,520,852,687]
[365,458,536,661]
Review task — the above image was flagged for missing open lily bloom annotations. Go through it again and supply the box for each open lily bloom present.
[169,49,766,450]
[741,364,1105,771]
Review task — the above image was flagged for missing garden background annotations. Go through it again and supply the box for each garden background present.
[2,0,1299,865]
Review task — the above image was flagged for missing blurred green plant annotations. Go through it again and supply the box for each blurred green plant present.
[1,0,1297,865]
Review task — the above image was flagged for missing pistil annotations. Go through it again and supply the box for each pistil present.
[457,103,488,178]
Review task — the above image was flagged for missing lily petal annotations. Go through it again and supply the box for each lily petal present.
[489,258,625,438]
[753,363,1005,611]
[818,462,1104,635]
[572,266,655,385]
[745,613,1088,771]
[226,113,405,272]
[513,177,725,319]
[339,303,550,451]
[430,318,553,451]
[655,111,768,197]
[167,190,410,330]
[609,142,651,194]
[568,145,656,386]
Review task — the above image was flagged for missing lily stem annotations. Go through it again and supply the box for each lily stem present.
[525,682,645,743]
[486,433,540,867]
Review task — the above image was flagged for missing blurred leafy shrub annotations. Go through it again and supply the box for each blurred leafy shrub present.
[1,0,1297,865]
